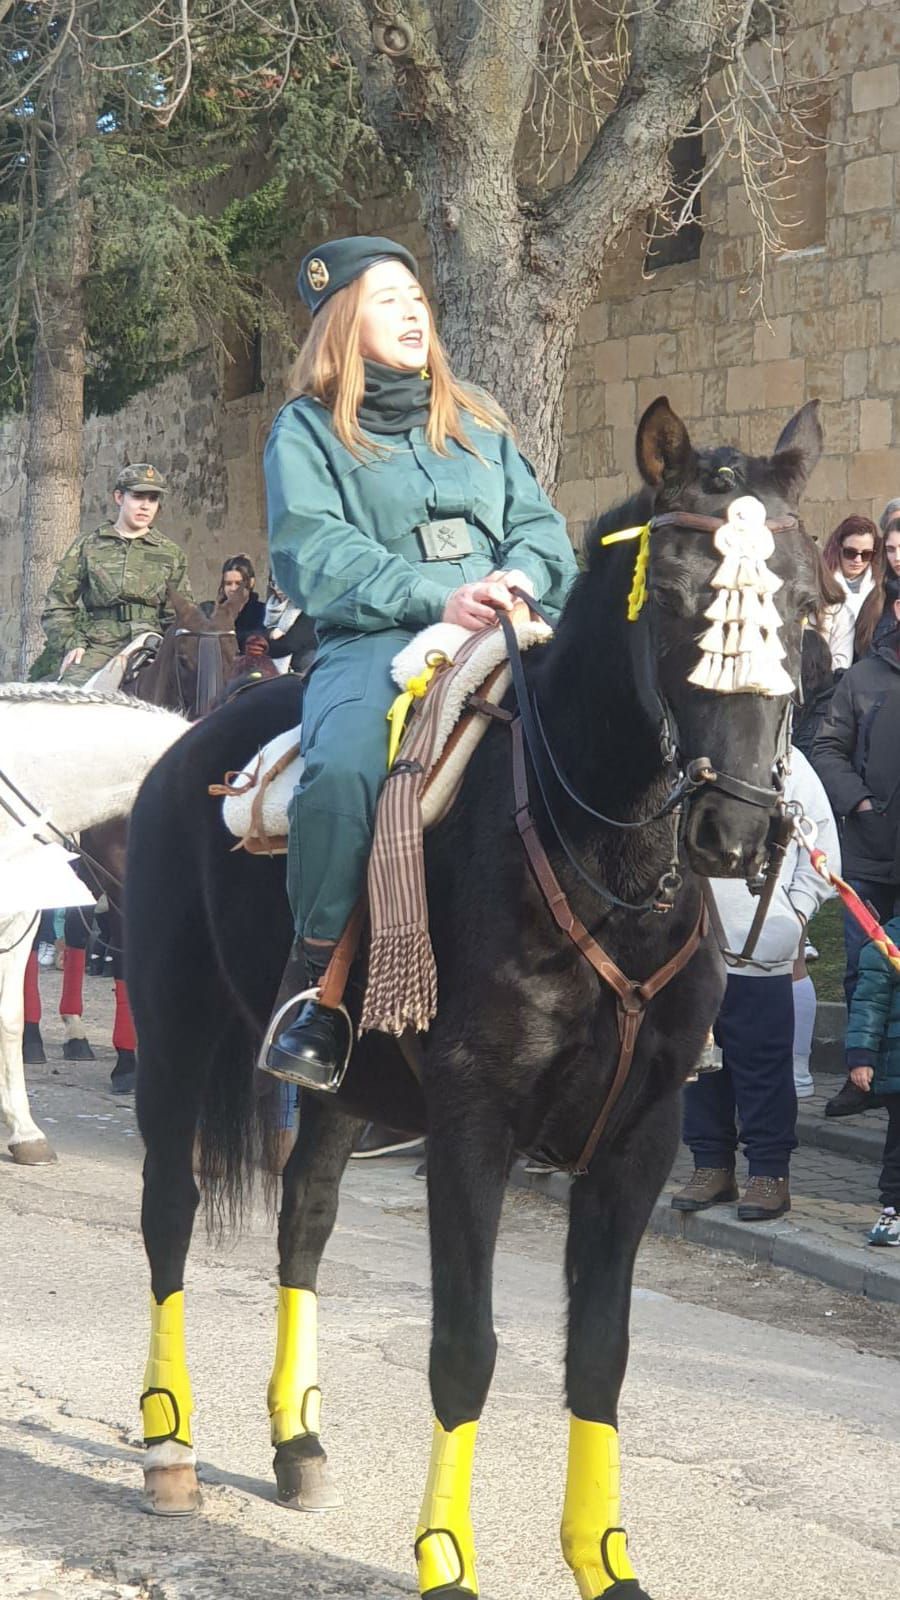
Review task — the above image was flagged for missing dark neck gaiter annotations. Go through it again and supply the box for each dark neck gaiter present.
[357,360,431,434]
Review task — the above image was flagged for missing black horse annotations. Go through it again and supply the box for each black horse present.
[127,399,823,1596]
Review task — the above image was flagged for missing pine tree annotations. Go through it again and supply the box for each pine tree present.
[0,2,380,670]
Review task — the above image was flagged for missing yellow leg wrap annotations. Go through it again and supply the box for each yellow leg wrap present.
[415,1420,479,1596]
[141,1291,194,1448]
[561,1418,637,1599]
[267,1286,321,1445]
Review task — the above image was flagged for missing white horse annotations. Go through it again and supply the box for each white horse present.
[0,685,187,1165]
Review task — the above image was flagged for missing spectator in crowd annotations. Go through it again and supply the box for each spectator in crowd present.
[813,573,900,993]
[217,554,267,650]
[671,750,839,1222]
[791,628,833,1100]
[820,515,882,670]
[812,572,900,1116]
[843,922,900,1246]
[854,504,900,659]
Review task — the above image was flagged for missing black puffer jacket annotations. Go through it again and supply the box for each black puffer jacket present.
[811,633,900,882]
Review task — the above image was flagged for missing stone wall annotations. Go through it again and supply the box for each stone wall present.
[557,0,900,549]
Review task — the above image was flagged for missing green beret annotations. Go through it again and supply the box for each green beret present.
[115,463,167,494]
[297,235,419,316]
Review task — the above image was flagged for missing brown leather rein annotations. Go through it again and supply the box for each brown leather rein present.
[511,716,707,1174]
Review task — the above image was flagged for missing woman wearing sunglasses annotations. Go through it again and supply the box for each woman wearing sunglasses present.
[820,514,883,668]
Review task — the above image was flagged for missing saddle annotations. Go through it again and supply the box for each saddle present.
[218,610,551,855]
[81,632,163,695]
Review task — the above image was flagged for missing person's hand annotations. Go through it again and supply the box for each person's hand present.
[850,1065,874,1091]
[443,579,515,631]
[855,798,874,813]
[59,646,85,675]
[485,569,535,599]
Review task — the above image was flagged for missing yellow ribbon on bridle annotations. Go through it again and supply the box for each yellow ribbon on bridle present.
[599,524,651,622]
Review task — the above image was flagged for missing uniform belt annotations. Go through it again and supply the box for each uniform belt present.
[91,602,156,623]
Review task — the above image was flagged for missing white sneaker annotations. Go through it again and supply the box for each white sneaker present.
[867,1208,900,1247]
[37,941,55,967]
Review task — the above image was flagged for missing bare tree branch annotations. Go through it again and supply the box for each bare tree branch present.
[540,0,721,298]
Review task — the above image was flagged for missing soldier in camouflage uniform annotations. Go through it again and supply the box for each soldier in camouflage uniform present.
[41,463,193,685]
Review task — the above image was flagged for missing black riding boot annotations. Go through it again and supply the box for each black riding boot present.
[261,941,352,1093]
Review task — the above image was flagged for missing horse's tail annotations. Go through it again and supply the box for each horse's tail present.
[195,1003,282,1236]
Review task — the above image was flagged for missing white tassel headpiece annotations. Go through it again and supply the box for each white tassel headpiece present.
[688,496,795,698]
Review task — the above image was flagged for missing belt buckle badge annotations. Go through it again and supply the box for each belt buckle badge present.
[417,517,474,562]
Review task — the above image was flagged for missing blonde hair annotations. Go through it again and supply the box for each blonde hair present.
[288,275,509,457]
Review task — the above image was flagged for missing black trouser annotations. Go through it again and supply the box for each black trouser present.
[879,1096,900,1209]
[683,973,797,1177]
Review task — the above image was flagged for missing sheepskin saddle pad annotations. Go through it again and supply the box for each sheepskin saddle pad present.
[219,612,551,854]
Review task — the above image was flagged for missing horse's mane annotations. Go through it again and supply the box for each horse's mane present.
[0,682,182,713]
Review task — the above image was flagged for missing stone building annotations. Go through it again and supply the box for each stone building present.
[1,0,898,675]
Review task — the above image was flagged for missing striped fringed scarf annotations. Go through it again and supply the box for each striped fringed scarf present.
[361,629,489,1035]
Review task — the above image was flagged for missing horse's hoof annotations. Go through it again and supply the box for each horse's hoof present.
[110,1072,136,1095]
[144,1464,202,1516]
[9,1138,57,1166]
[63,1036,96,1062]
[274,1450,341,1512]
[22,1023,46,1066]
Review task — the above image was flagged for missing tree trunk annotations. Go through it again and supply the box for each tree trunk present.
[419,167,580,486]
[18,47,94,677]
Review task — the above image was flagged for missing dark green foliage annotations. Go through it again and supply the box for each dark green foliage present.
[0,2,386,416]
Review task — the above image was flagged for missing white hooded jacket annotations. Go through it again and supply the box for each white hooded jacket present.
[709,749,840,977]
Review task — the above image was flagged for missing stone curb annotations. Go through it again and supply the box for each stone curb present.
[795,1105,885,1165]
[508,1164,900,1307]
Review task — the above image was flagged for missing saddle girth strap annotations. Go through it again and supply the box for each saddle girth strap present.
[510,716,707,1174]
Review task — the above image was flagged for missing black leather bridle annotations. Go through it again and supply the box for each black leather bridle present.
[501,502,801,919]
[171,626,236,719]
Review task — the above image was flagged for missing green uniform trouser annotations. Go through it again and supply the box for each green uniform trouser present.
[287,628,413,946]
[58,617,162,685]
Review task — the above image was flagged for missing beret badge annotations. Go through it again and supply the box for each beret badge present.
[307,258,329,292]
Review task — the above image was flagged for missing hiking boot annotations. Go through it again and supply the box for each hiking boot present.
[350,1123,425,1159]
[670,1167,737,1212]
[867,1207,900,1247]
[824,1077,886,1118]
[737,1175,790,1221]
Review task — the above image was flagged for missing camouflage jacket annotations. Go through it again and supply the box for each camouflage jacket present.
[41,522,193,661]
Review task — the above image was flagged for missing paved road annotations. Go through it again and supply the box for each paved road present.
[2,1009,900,1599]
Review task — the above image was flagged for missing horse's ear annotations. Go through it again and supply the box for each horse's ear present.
[636,397,695,487]
[168,584,192,621]
[220,588,247,624]
[772,399,822,501]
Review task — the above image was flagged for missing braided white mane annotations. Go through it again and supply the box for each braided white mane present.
[0,683,177,713]
[688,496,794,698]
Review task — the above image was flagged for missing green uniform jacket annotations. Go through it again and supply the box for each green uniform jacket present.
[265,397,577,641]
[41,522,193,672]
[845,916,900,1095]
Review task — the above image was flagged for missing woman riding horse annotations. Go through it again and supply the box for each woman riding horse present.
[261,235,579,1084]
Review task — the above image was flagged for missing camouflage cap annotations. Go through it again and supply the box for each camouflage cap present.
[115,463,167,495]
